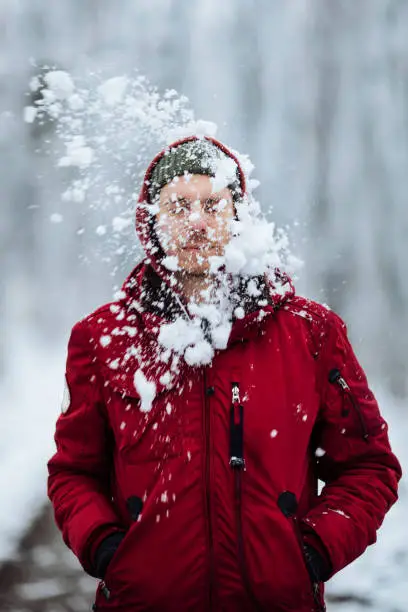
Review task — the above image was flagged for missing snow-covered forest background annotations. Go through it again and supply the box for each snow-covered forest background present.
[0,1,407,610]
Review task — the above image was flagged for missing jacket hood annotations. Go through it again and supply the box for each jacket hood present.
[132,135,295,322]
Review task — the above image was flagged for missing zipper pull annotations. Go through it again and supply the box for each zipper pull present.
[230,383,245,470]
[232,383,240,404]
[329,368,350,391]
[328,368,369,442]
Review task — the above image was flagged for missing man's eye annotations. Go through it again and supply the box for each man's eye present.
[169,205,187,215]
[205,200,219,213]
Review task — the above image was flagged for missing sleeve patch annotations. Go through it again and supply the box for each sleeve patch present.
[61,376,71,414]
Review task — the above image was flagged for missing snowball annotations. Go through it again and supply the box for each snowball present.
[44,71,75,100]
[100,335,111,347]
[211,157,238,193]
[234,307,245,320]
[224,243,247,274]
[23,106,37,124]
[68,94,85,111]
[165,119,218,144]
[98,76,129,106]
[208,255,225,274]
[58,136,94,169]
[160,372,172,386]
[270,430,278,438]
[158,319,202,354]
[162,255,179,272]
[96,225,107,236]
[134,369,156,413]
[211,323,231,350]
[184,341,213,366]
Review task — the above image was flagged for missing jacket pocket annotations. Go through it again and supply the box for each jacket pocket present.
[277,491,326,612]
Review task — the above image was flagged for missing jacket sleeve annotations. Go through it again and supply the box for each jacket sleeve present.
[301,311,402,577]
[48,319,123,575]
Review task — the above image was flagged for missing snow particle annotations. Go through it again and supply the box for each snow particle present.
[24,106,37,124]
[44,70,75,100]
[134,369,156,413]
[50,213,63,224]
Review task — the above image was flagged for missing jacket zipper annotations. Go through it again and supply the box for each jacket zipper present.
[230,383,262,612]
[203,371,214,610]
[328,369,369,442]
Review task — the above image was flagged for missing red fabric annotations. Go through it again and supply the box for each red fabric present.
[48,138,401,611]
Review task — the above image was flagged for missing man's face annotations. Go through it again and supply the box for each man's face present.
[155,174,235,276]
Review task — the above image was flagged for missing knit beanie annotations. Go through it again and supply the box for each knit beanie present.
[148,139,242,203]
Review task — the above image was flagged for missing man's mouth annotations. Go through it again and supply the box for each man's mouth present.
[183,245,209,251]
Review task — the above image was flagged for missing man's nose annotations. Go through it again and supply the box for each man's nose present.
[188,204,207,232]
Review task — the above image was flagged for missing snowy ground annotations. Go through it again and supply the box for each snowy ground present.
[0,332,65,563]
[0,339,406,610]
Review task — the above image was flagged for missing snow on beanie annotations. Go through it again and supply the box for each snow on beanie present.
[148,139,242,203]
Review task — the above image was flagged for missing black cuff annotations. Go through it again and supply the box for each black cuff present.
[94,531,126,579]
[303,544,331,583]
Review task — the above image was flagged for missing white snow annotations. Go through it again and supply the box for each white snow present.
[0,334,65,562]
[23,106,37,123]
[160,372,172,386]
[95,225,107,236]
[97,76,129,107]
[112,216,133,233]
[166,119,218,144]
[58,136,94,169]
[184,340,213,366]
[43,70,75,100]
[211,156,238,193]
[133,369,156,412]
[162,255,179,271]
[50,213,63,224]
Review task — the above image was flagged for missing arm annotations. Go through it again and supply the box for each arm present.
[48,320,123,576]
[301,311,402,578]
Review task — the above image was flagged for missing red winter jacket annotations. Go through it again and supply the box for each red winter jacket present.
[48,138,401,612]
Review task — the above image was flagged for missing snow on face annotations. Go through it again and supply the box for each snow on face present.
[155,175,235,276]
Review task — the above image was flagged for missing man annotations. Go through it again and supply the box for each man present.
[48,136,401,612]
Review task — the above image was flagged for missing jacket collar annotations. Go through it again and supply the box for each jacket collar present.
[121,261,295,345]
